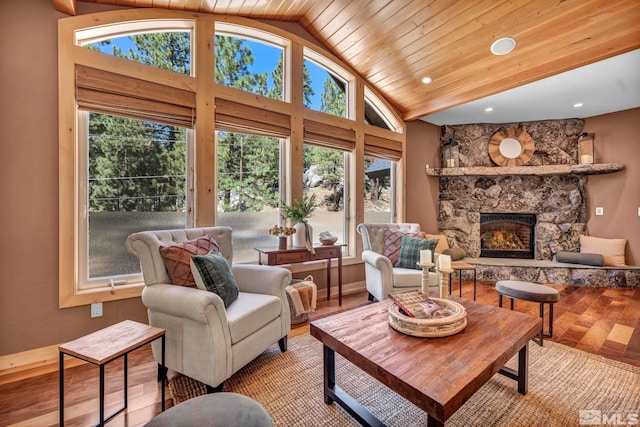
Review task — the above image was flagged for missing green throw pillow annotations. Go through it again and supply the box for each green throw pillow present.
[395,236,440,270]
[190,250,239,308]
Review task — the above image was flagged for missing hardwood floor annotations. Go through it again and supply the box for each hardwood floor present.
[1,282,638,426]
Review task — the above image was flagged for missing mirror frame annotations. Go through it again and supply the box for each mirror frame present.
[488,128,535,166]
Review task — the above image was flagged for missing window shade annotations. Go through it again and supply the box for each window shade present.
[75,65,196,128]
[303,119,355,151]
[215,98,290,138]
[364,133,402,161]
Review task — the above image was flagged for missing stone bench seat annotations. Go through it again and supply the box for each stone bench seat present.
[463,257,640,288]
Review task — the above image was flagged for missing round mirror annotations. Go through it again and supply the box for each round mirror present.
[499,137,523,159]
[488,128,535,167]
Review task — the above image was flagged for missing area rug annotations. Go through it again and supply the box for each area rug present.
[168,334,640,426]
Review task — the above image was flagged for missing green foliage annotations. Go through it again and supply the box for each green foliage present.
[88,32,191,213]
[282,193,319,223]
[88,114,187,212]
[86,30,349,215]
[215,35,280,212]
[320,77,346,118]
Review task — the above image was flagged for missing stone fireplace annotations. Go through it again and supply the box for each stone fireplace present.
[480,213,536,259]
[426,119,636,287]
[436,119,589,260]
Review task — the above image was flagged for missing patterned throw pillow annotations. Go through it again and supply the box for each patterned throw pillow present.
[190,250,239,308]
[395,236,440,270]
[159,235,220,287]
[383,231,428,266]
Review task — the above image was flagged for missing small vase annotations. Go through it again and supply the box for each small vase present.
[278,236,287,250]
[292,222,313,248]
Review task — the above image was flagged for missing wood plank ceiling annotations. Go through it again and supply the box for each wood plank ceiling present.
[54,0,640,121]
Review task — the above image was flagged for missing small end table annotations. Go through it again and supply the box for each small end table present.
[449,261,477,300]
[59,320,166,426]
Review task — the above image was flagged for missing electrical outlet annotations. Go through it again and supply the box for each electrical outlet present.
[595,207,604,216]
[638,207,640,217]
[91,302,103,318]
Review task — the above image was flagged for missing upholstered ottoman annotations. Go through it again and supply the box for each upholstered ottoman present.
[145,393,273,427]
[496,280,560,346]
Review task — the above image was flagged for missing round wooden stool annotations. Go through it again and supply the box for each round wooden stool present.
[496,280,560,346]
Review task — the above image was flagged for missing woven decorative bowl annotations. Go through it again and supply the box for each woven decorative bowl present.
[388,297,467,338]
[319,236,338,245]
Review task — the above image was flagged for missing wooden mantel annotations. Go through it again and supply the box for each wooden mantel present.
[425,163,624,177]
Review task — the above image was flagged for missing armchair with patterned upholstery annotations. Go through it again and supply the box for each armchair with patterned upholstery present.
[125,226,291,392]
[357,223,441,302]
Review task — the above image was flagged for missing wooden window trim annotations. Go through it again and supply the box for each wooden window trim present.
[59,9,405,308]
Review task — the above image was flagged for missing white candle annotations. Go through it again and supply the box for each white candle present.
[439,254,452,271]
[420,249,432,265]
[580,154,593,164]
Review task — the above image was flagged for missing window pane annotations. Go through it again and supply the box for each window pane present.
[87,113,188,279]
[303,58,347,118]
[364,156,393,223]
[303,145,346,243]
[364,98,393,130]
[216,132,282,262]
[215,34,284,101]
[84,32,191,75]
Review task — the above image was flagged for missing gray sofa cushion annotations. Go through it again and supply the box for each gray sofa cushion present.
[443,247,466,261]
[556,251,605,266]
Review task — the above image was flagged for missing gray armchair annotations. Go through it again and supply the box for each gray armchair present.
[357,223,440,302]
[125,227,291,391]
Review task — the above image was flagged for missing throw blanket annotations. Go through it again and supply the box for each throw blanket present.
[286,276,317,317]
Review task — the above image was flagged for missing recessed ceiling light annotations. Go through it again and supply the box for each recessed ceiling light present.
[490,37,516,55]
[421,77,432,84]
[485,107,494,112]
[573,102,584,108]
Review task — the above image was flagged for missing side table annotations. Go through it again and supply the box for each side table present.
[449,261,477,300]
[255,244,346,305]
[59,320,166,426]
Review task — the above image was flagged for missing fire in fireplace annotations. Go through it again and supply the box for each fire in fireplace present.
[480,213,536,259]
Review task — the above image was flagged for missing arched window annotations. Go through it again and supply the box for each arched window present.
[58,10,405,307]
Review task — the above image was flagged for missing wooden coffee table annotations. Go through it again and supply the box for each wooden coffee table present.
[310,297,541,426]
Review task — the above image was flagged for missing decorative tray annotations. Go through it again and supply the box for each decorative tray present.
[388,291,467,338]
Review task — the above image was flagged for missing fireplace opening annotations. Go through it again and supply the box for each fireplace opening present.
[480,213,536,259]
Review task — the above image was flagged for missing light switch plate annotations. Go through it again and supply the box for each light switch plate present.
[595,207,604,216]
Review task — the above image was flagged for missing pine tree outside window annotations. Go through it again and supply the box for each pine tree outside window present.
[83,113,189,286]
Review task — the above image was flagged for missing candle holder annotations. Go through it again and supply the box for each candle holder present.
[437,268,453,299]
[417,262,435,296]
[578,132,595,164]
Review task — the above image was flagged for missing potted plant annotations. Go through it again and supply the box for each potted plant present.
[282,193,319,249]
[268,225,296,249]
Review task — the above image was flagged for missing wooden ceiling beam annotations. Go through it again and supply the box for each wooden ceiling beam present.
[52,0,76,15]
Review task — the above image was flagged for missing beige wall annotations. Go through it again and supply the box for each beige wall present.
[405,121,440,231]
[0,0,637,358]
[583,108,640,265]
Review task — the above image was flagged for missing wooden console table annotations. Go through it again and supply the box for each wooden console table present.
[59,320,166,426]
[255,244,346,305]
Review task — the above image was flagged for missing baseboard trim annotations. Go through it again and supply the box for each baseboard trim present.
[317,280,366,300]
